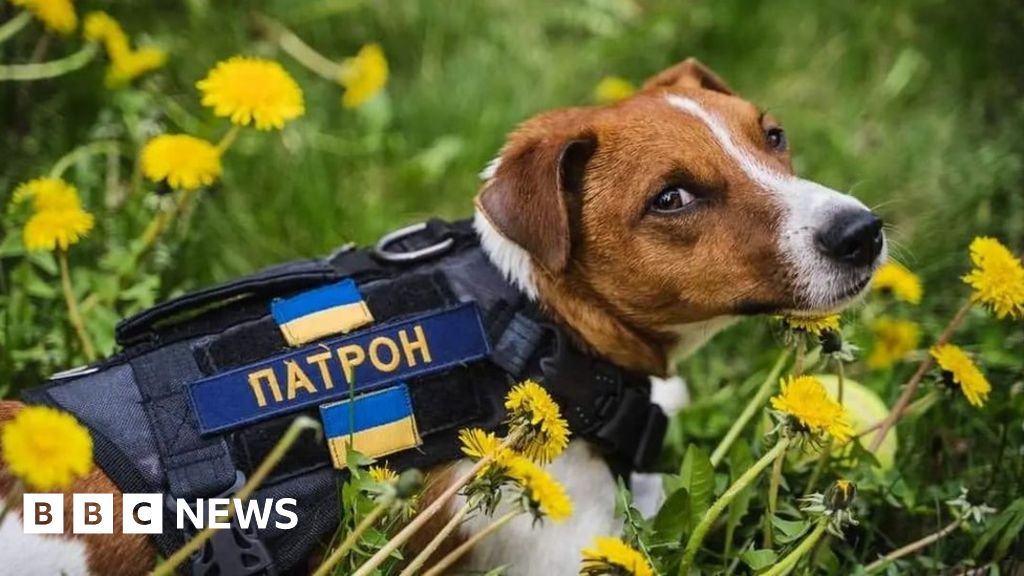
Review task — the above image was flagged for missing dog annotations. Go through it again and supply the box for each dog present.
[0,58,885,575]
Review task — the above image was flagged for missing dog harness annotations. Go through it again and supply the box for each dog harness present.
[25,219,667,576]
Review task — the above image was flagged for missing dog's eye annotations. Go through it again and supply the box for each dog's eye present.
[766,127,787,152]
[650,187,696,214]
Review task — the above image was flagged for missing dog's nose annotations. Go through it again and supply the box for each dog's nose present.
[815,209,884,267]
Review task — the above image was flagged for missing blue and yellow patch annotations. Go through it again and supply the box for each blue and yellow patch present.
[188,303,490,434]
[271,279,375,346]
[320,384,421,469]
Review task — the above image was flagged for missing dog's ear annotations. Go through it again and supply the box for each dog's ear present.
[476,132,596,274]
[642,58,735,95]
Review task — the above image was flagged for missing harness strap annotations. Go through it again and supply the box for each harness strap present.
[132,343,275,575]
[133,342,236,500]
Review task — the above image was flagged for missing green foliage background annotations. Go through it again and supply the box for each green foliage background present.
[2,0,1023,572]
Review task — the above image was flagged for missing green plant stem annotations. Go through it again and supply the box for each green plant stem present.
[255,13,343,81]
[805,439,832,496]
[710,348,791,467]
[399,497,475,576]
[150,416,320,576]
[864,519,963,573]
[763,444,787,547]
[50,141,121,178]
[836,359,845,404]
[762,518,829,576]
[311,498,393,576]
[58,249,96,362]
[0,42,98,81]
[217,124,242,154]
[81,186,199,314]
[869,299,974,451]
[679,437,792,574]
[0,11,32,44]
[129,188,195,270]
[352,430,522,576]
[143,79,203,133]
[422,508,520,576]
[793,335,807,376]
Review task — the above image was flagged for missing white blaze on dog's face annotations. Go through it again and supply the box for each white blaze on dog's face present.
[475,58,886,339]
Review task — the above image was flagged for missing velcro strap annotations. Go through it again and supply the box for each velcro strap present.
[195,317,286,374]
[132,342,237,500]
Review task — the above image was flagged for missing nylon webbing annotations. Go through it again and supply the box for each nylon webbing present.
[132,342,237,500]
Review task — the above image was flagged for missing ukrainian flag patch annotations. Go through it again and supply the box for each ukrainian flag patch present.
[320,384,421,469]
[272,279,374,346]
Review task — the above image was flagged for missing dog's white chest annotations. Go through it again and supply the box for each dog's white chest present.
[456,441,624,575]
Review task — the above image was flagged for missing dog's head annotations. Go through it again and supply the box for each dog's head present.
[475,58,886,370]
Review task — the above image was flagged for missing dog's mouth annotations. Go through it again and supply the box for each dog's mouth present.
[732,268,877,318]
[783,272,874,318]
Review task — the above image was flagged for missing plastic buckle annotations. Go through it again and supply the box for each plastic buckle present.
[171,472,275,576]
[374,222,454,263]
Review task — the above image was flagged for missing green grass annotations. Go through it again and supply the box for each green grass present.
[4,0,1022,286]
[2,0,1024,571]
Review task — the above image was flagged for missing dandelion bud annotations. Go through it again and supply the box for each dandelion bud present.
[819,329,843,354]
[396,469,424,499]
[826,479,857,511]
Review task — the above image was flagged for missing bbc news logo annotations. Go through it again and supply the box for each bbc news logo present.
[22,493,298,534]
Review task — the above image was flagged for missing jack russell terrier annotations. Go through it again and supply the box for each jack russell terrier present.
[0,58,885,575]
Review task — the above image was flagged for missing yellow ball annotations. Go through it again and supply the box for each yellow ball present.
[815,374,897,470]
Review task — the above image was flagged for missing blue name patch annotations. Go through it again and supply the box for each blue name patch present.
[188,304,490,434]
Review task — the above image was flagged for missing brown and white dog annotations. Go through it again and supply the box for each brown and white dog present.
[0,58,885,575]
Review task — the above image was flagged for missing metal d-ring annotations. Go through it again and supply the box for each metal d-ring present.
[374,222,454,263]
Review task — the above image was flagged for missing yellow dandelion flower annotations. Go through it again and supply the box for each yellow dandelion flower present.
[770,375,853,443]
[107,46,167,85]
[580,536,654,576]
[83,11,127,54]
[140,134,222,191]
[505,380,570,464]
[931,344,991,407]
[867,316,921,369]
[13,177,94,251]
[339,43,389,109]
[594,76,636,104]
[459,427,519,482]
[1,406,93,490]
[13,176,77,211]
[23,210,94,251]
[962,237,1024,319]
[779,314,841,336]
[872,261,923,304]
[198,56,305,130]
[11,0,77,35]
[506,455,573,522]
[367,465,398,484]
[83,12,165,85]
[459,427,502,460]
